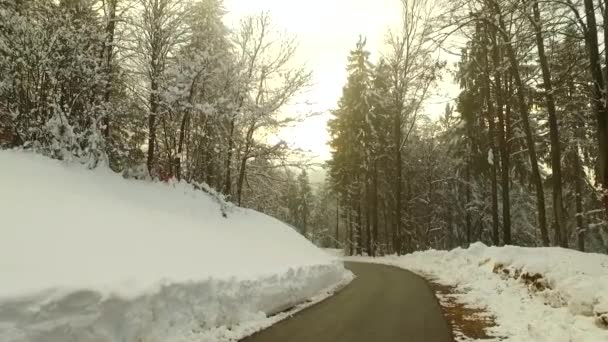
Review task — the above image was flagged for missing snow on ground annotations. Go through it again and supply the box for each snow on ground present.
[0,150,352,342]
[323,248,345,258]
[348,243,608,342]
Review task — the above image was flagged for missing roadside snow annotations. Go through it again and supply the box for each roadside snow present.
[0,150,352,342]
[323,248,345,258]
[348,243,608,342]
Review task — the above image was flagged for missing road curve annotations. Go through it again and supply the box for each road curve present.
[241,262,453,342]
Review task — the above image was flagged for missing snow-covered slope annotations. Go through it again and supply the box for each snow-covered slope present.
[0,150,352,342]
[349,243,608,342]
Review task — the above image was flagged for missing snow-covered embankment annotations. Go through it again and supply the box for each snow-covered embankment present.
[0,151,352,342]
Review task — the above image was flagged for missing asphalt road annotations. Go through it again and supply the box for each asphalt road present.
[241,262,453,342]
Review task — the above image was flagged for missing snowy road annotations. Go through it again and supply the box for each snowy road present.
[241,262,453,342]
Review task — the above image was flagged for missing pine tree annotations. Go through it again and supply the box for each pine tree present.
[328,37,373,255]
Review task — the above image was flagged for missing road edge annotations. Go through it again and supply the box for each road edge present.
[238,264,356,341]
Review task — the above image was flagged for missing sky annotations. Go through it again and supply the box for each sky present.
[223,0,459,171]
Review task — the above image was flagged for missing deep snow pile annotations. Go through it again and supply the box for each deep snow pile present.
[349,243,608,342]
[0,150,352,342]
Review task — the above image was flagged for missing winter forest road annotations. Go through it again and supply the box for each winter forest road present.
[241,262,454,342]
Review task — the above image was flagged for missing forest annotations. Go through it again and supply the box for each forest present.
[1,0,607,255]
[0,0,316,217]
[326,0,608,255]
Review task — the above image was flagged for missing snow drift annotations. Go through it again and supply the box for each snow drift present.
[0,150,351,342]
[349,243,608,341]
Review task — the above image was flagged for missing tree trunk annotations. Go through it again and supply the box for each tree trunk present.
[572,101,587,251]
[175,112,189,180]
[372,161,379,256]
[236,153,248,206]
[573,142,586,251]
[494,11,549,246]
[205,144,214,185]
[347,208,353,255]
[426,161,434,248]
[365,177,373,256]
[335,199,340,248]
[383,200,389,254]
[102,0,117,139]
[302,203,308,238]
[382,197,390,253]
[356,197,363,255]
[446,185,454,249]
[480,28,500,246]
[486,116,500,247]
[465,162,472,245]
[483,75,500,246]
[583,0,608,212]
[394,113,403,255]
[223,118,235,197]
[405,175,413,252]
[531,0,566,247]
[490,30,511,246]
[146,79,158,176]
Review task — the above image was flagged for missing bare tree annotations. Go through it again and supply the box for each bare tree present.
[131,0,188,175]
[230,13,311,205]
[97,0,131,138]
[386,0,441,252]
[523,0,566,246]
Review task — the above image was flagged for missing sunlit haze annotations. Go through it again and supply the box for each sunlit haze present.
[224,0,406,162]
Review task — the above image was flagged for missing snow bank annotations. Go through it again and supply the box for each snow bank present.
[323,248,345,257]
[349,243,608,342]
[0,150,352,342]
[480,244,608,320]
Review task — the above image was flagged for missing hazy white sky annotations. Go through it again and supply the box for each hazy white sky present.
[223,0,456,162]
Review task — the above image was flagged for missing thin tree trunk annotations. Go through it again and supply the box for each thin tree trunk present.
[356,197,363,255]
[489,146,500,244]
[335,198,340,248]
[573,104,587,251]
[365,177,372,256]
[205,145,214,185]
[531,0,566,247]
[427,161,434,248]
[302,203,308,238]
[146,79,158,176]
[480,28,500,245]
[236,123,256,206]
[491,30,511,246]
[583,0,608,212]
[483,72,500,246]
[405,175,412,252]
[175,112,189,180]
[465,163,472,245]
[102,0,117,139]
[394,113,403,255]
[492,9,549,245]
[223,118,235,196]
[160,115,175,177]
[372,161,379,256]
[573,143,586,251]
[446,185,454,249]
[236,153,248,206]
[383,200,389,254]
[347,208,353,256]
[604,0,608,83]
